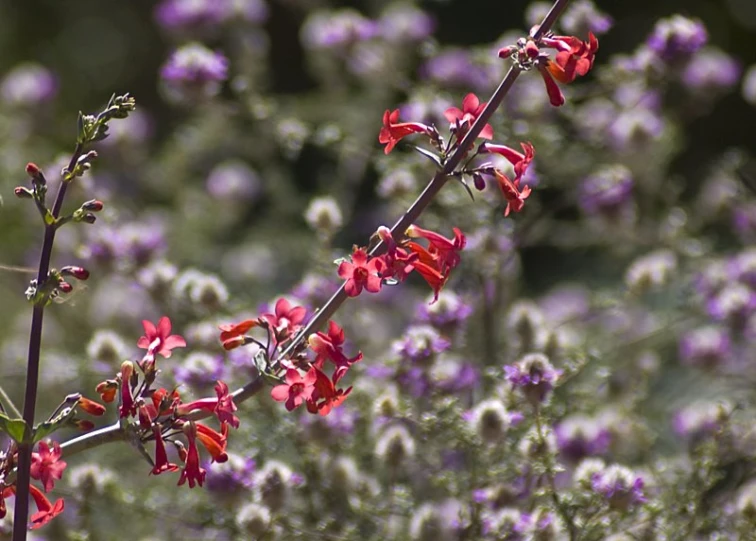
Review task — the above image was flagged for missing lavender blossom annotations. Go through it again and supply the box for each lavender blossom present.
[678,326,731,370]
[579,164,634,215]
[560,0,613,36]
[0,63,57,106]
[160,43,229,101]
[205,452,256,494]
[673,401,730,443]
[378,4,435,42]
[504,353,561,405]
[682,48,741,93]
[591,464,647,510]
[300,9,378,50]
[174,352,226,388]
[556,414,611,463]
[416,290,473,329]
[206,160,262,202]
[647,15,707,62]
[392,325,451,365]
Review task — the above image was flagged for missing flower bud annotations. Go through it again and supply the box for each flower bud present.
[81,199,104,212]
[472,172,486,191]
[26,162,46,185]
[14,186,33,198]
[304,196,343,235]
[375,424,415,468]
[235,503,271,537]
[81,212,97,224]
[470,399,510,443]
[78,396,106,416]
[58,281,73,293]
[60,265,90,281]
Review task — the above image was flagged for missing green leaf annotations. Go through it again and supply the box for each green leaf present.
[32,405,77,443]
[0,412,31,443]
[410,145,443,167]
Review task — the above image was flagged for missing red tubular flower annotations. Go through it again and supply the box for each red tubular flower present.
[270,368,317,411]
[495,169,532,216]
[306,366,352,416]
[151,426,179,475]
[151,387,180,416]
[482,142,535,181]
[196,422,229,463]
[444,93,494,140]
[406,225,466,272]
[175,381,240,428]
[338,247,385,297]
[119,361,136,419]
[28,484,64,530]
[219,318,259,350]
[137,316,187,359]
[178,422,206,488]
[31,441,67,493]
[379,109,431,154]
[308,320,363,370]
[538,64,566,107]
[260,298,308,344]
[78,396,106,416]
[96,379,117,403]
[543,32,599,83]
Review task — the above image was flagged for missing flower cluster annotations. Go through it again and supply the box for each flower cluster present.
[95,317,238,488]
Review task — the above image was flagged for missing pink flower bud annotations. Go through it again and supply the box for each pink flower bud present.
[60,266,90,281]
[26,162,41,177]
[14,186,33,198]
[82,199,104,212]
[58,281,73,293]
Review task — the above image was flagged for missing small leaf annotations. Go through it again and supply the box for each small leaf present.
[32,406,77,443]
[0,412,31,443]
[410,145,443,167]
[455,176,475,202]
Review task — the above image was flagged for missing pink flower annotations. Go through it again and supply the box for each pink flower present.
[338,247,385,297]
[270,368,317,411]
[306,365,352,416]
[30,441,67,493]
[175,380,240,428]
[28,484,65,530]
[444,93,494,140]
[378,109,431,154]
[137,316,187,359]
[481,142,535,182]
[260,298,308,344]
[308,320,362,371]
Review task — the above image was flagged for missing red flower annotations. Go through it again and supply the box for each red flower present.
[260,298,308,344]
[119,361,136,418]
[151,426,179,475]
[137,316,187,359]
[338,247,385,297]
[152,387,180,416]
[270,368,317,411]
[307,365,352,416]
[406,225,466,273]
[543,33,599,83]
[495,169,532,216]
[175,381,240,428]
[444,93,494,140]
[481,142,535,182]
[28,484,65,530]
[308,320,362,370]
[31,441,67,493]
[219,318,259,350]
[375,226,418,282]
[379,109,431,154]
[178,422,206,488]
[196,422,229,463]
[78,396,106,416]
[95,379,117,403]
[405,243,449,303]
[538,64,566,107]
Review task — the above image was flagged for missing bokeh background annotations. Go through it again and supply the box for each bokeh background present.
[1,0,756,539]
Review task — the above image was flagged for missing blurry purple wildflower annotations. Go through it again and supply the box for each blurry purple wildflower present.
[204,452,255,493]
[174,352,226,388]
[504,353,561,405]
[591,465,647,510]
[678,326,731,369]
[556,414,611,463]
[730,249,756,289]
[421,49,490,90]
[579,165,634,215]
[300,9,378,50]
[416,290,473,329]
[206,160,262,202]
[733,203,756,240]
[647,15,707,62]
[155,0,226,30]
[682,48,741,93]
[378,4,435,42]
[673,401,730,443]
[0,63,57,106]
[160,43,229,100]
[392,325,451,364]
[707,283,756,325]
[560,0,613,36]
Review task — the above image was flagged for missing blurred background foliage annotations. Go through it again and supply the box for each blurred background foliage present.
[1,0,756,539]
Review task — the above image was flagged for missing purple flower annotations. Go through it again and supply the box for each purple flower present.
[160,43,229,101]
[607,107,665,151]
[556,414,611,463]
[678,326,731,369]
[591,465,647,510]
[682,48,741,93]
[560,0,613,36]
[205,452,256,493]
[416,290,473,329]
[174,352,226,388]
[300,9,378,50]
[579,165,634,215]
[733,203,756,240]
[434,360,480,393]
[647,15,707,62]
[392,325,451,364]
[378,4,435,42]
[155,0,226,30]
[673,401,730,443]
[206,160,262,202]
[504,353,561,405]
[421,49,491,90]
[707,283,756,325]
[0,63,57,106]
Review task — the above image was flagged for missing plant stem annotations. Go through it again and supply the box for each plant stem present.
[13,144,83,541]
[56,0,573,462]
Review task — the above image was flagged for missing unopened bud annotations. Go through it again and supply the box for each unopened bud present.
[472,173,486,191]
[26,162,41,177]
[78,396,106,416]
[81,213,97,224]
[14,186,33,199]
[498,45,516,58]
[60,265,90,281]
[58,281,73,293]
[75,419,95,431]
[120,360,134,379]
[182,420,197,439]
[81,199,104,212]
